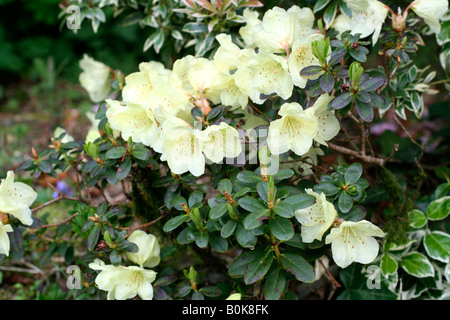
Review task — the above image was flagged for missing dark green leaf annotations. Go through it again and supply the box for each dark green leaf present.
[300,65,324,77]
[239,197,266,212]
[209,232,228,253]
[199,286,222,297]
[319,72,335,93]
[269,216,294,241]
[243,210,270,230]
[355,99,374,122]
[221,219,237,238]
[236,222,257,248]
[359,77,385,92]
[338,191,354,213]
[116,157,131,180]
[345,163,363,184]
[273,202,294,218]
[281,252,315,283]
[331,92,353,109]
[237,171,262,184]
[209,202,228,219]
[264,268,287,300]
[106,146,127,159]
[244,247,273,285]
[314,182,340,196]
[163,215,188,232]
[87,225,100,251]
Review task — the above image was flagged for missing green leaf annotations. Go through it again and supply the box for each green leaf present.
[209,202,228,219]
[283,193,315,210]
[209,233,228,253]
[314,182,340,196]
[339,205,366,221]
[359,77,385,92]
[345,163,363,184]
[236,223,257,248]
[188,190,204,208]
[116,157,131,180]
[423,231,450,263]
[243,210,270,230]
[338,191,354,213]
[106,146,127,159]
[264,268,287,300]
[319,72,335,93]
[400,252,435,278]
[170,196,188,211]
[427,196,450,220]
[144,29,165,53]
[273,168,295,181]
[244,247,273,285]
[323,0,337,28]
[195,231,209,248]
[163,215,188,232]
[408,209,427,228]
[355,99,374,122]
[237,171,262,184]
[218,179,233,194]
[221,220,237,238]
[87,225,100,251]
[239,197,266,212]
[349,62,364,83]
[269,216,294,241]
[313,0,332,12]
[281,253,315,283]
[300,65,324,77]
[380,253,398,277]
[331,92,352,109]
[199,286,222,297]
[273,202,294,218]
[229,249,262,277]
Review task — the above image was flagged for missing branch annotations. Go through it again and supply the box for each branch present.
[117,214,166,236]
[327,142,387,166]
[30,212,80,232]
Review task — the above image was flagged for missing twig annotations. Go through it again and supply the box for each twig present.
[327,142,387,166]
[30,212,80,232]
[117,214,166,236]
[248,101,271,122]
[318,259,341,288]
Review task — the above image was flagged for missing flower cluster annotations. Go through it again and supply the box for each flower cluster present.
[89,230,160,300]
[295,189,385,268]
[100,5,341,177]
[332,0,448,45]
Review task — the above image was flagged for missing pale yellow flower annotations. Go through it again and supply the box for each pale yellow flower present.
[325,220,385,268]
[0,222,13,256]
[410,0,449,34]
[294,189,337,243]
[126,230,161,269]
[0,171,37,226]
[310,93,340,145]
[288,33,325,88]
[105,99,160,149]
[89,259,157,300]
[267,102,319,156]
[79,54,111,103]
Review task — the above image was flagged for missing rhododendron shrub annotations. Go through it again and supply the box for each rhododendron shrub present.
[2,0,449,301]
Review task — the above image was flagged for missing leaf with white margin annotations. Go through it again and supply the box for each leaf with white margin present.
[408,209,427,229]
[380,253,398,277]
[400,252,435,278]
[423,231,450,263]
[427,196,450,221]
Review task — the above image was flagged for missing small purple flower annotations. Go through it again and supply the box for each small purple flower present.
[52,181,74,199]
